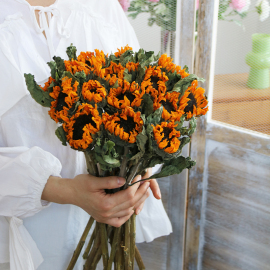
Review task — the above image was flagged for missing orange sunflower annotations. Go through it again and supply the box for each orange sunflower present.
[63,104,102,150]
[40,76,55,91]
[48,76,79,123]
[152,121,181,154]
[141,66,168,100]
[159,91,189,122]
[82,80,107,104]
[64,59,92,75]
[158,54,189,79]
[114,45,133,57]
[102,107,143,144]
[184,80,208,119]
[126,62,139,72]
[105,62,125,81]
[107,80,144,110]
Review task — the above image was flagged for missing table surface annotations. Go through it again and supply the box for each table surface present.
[211,73,270,136]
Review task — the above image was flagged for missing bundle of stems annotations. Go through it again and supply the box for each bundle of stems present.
[66,149,146,270]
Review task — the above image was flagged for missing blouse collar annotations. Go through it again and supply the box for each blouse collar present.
[13,0,69,59]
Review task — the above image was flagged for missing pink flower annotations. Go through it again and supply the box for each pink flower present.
[196,0,199,10]
[118,0,130,12]
[149,0,160,2]
[229,0,251,13]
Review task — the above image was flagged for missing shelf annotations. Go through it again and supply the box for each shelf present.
[212,73,270,135]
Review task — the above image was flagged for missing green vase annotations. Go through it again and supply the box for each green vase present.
[246,33,270,89]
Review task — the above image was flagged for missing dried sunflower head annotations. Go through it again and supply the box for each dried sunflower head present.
[160,91,189,122]
[102,106,143,144]
[114,45,133,57]
[184,80,208,119]
[48,76,79,123]
[63,103,102,150]
[152,121,181,154]
[158,54,189,78]
[82,80,107,106]
[107,80,144,110]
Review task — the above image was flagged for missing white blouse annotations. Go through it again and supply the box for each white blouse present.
[0,0,172,269]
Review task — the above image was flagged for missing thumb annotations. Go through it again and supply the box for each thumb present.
[90,175,126,190]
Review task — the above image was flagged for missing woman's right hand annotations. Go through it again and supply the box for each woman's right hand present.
[42,174,150,227]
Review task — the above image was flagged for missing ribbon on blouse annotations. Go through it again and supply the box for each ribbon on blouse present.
[7,217,43,270]
[30,5,70,59]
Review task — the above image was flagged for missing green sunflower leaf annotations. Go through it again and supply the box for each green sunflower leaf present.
[66,44,77,61]
[175,115,186,131]
[148,156,163,168]
[55,126,67,146]
[136,65,146,84]
[120,50,133,67]
[47,61,57,80]
[103,155,120,166]
[149,156,196,180]
[169,74,205,97]
[188,117,197,136]
[24,74,53,107]
[142,94,154,117]
[146,106,163,125]
[130,127,148,162]
[169,74,196,96]
[123,69,132,83]
[53,56,66,80]
[140,51,160,66]
[107,54,119,66]
[74,71,86,85]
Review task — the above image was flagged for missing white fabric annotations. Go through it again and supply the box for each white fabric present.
[0,0,172,269]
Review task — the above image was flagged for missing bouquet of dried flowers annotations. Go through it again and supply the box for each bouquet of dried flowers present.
[24,44,208,270]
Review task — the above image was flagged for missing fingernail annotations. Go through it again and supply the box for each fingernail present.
[158,190,161,199]
[136,209,141,215]
[118,178,125,185]
[146,182,150,187]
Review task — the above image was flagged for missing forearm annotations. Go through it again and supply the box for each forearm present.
[41,176,74,205]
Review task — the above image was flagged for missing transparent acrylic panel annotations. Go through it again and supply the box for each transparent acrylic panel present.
[211,1,270,136]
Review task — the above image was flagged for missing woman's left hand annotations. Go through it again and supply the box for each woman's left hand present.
[134,168,161,215]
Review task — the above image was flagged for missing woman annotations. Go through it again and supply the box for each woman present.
[0,0,172,269]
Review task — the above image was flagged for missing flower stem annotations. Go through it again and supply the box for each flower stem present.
[107,227,121,270]
[125,161,142,189]
[84,224,101,270]
[83,226,96,259]
[90,246,102,270]
[99,223,109,269]
[124,219,131,270]
[84,151,98,176]
[130,214,136,270]
[135,246,145,270]
[66,216,94,270]
[119,147,129,178]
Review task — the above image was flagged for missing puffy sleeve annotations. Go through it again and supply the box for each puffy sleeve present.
[0,20,62,219]
[0,146,62,218]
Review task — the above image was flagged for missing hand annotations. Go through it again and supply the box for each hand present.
[42,174,150,227]
[134,168,161,215]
